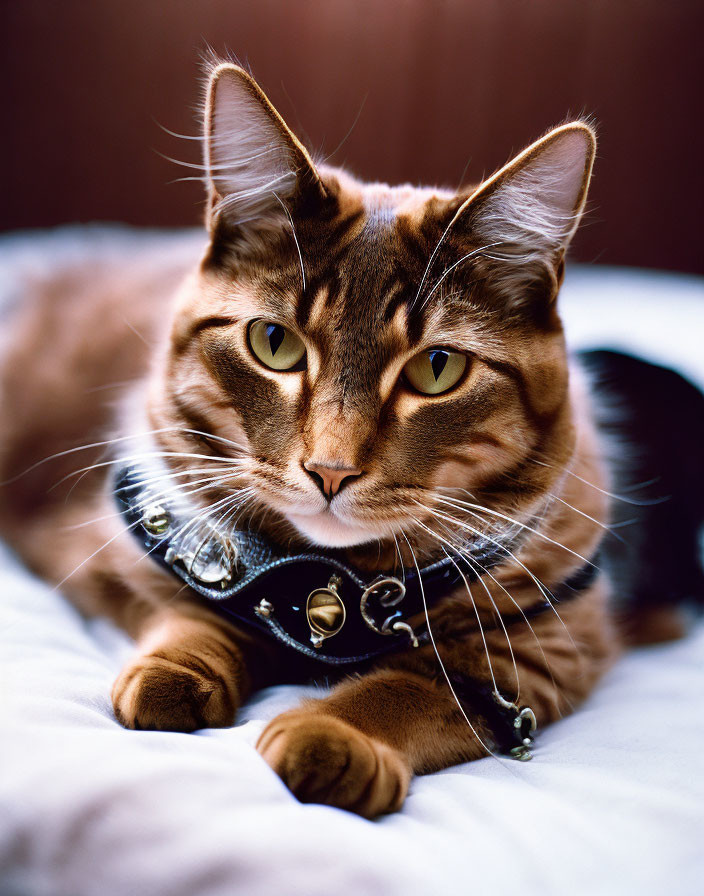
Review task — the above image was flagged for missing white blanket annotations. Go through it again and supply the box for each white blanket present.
[1,228,703,896]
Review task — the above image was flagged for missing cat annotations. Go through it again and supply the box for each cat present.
[1,62,702,819]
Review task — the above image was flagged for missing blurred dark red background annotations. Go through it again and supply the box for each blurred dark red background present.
[2,0,703,273]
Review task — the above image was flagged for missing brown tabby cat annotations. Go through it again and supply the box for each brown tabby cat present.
[0,63,694,818]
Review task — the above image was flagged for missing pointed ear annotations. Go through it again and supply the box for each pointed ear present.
[203,63,325,238]
[459,122,596,301]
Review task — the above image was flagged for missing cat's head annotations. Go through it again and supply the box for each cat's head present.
[147,63,595,561]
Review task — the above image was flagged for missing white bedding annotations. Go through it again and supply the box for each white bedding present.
[1,228,703,896]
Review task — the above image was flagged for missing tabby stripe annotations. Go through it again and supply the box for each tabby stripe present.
[174,317,237,355]
[482,357,563,430]
[168,391,223,450]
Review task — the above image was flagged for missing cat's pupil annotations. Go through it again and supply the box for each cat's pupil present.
[429,350,449,381]
[266,324,285,357]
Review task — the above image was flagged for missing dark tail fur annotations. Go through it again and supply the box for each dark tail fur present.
[579,350,704,641]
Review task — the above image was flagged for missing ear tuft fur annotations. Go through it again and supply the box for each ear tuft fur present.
[461,122,596,303]
[471,123,595,256]
[203,63,322,235]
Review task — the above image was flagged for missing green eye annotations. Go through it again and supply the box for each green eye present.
[248,320,306,371]
[404,348,467,395]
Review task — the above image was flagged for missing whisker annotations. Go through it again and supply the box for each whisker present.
[444,550,520,702]
[135,473,247,512]
[273,192,306,293]
[320,93,368,164]
[62,470,240,531]
[446,550,503,697]
[123,465,240,495]
[53,518,142,592]
[49,451,248,491]
[433,517,562,701]
[552,495,627,544]
[416,502,579,650]
[411,213,461,310]
[0,427,188,485]
[530,458,667,507]
[399,531,501,761]
[429,494,598,568]
[420,242,504,310]
[210,486,258,537]
[410,513,520,702]
[181,428,249,454]
[412,509,569,708]
[392,533,406,583]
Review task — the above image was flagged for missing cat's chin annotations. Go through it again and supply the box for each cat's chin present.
[285,510,387,548]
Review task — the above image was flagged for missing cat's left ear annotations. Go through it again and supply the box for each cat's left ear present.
[458,122,596,300]
[203,63,325,237]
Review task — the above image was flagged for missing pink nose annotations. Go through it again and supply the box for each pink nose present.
[304,461,362,498]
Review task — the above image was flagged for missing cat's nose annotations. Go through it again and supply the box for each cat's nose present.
[303,461,362,498]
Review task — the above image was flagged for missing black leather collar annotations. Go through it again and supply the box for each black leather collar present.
[114,465,599,667]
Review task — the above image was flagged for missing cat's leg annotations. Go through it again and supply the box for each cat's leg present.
[8,494,276,733]
[257,583,618,817]
[111,603,268,732]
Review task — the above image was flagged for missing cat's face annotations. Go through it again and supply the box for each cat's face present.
[148,65,595,558]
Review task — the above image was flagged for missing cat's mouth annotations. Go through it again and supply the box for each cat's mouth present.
[285,505,402,548]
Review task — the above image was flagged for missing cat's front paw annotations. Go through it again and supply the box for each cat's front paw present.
[112,653,237,732]
[256,711,411,818]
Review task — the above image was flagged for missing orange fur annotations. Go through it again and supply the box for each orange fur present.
[0,65,634,817]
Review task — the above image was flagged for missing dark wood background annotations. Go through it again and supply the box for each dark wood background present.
[3,0,702,273]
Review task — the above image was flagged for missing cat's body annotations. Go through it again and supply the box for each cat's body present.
[1,64,701,817]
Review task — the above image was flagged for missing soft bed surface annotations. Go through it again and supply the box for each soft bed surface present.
[1,227,703,896]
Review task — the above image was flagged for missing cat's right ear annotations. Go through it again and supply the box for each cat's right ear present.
[203,63,325,238]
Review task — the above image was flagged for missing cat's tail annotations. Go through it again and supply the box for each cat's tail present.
[579,349,704,645]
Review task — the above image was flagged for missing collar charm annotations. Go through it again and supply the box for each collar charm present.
[306,575,346,647]
[509,706,538,760]
[360,576,420,647]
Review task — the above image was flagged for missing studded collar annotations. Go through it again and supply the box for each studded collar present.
[114,465,598,664]
[114,464,601,760]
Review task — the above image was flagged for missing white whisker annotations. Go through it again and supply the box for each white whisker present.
[420,242,503,309]
[415,502,579,650]
[273,192,306,292]
[430,494,597,568]
[411,508,569,709]
[53,519,142,592]
[0,427,186,486]
[400,531,500,760]
[49,451,249,491]
[409,513,521,701]
[530,458,666,507]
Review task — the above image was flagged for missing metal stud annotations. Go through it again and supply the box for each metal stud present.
[255,599,274,618]
[142,504,171,536]
[165,527,236,587]
[185,533,235,585]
